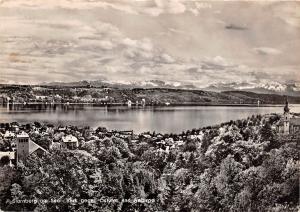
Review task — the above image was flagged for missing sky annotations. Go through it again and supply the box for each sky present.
[0,0,299,89]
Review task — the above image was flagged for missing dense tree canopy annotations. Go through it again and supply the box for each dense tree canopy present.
[0,115,299,211]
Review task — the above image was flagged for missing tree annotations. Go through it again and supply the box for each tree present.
[0,155,10,166]
[214,155,243,210]
[160,175,179,211]
[6,183,32,211]
[183,140,197,152]
[260,122,275,142]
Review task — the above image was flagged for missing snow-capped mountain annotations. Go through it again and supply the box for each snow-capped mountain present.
[204,82,300,96]
[44,80,300,96]
[45,80,197,90]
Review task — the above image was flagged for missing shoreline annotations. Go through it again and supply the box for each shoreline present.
[1,102,293,107]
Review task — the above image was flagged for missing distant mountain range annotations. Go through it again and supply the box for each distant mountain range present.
[45,79,198,90]
[204,82,300,97]
[44,80,300,97]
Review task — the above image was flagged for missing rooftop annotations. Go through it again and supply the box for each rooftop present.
[4,131,15,138]
[17,131,29,138]
[290,117,300,126]
[62,135,78,143]
[29,140,48,154]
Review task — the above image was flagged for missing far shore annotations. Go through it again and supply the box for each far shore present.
[0,102,292,107]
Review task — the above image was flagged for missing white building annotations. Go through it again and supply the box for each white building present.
[141,98,146,107]
[4,131,15,139]
[61,135,79,150]
[277,100,300,135]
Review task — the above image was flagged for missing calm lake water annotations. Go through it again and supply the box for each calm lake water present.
[1,104,300,133]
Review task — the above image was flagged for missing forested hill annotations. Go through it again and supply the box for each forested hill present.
[0,114,299,211]
[1,84,300,105]
[222,90,300,104]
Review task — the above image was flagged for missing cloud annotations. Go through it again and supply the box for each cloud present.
[7,52,28,63]
[0,14,183,84]
[122,38,153,52]
[136,0,187,17]
[0,0,203,16]
[98,40,114,50]
[157,53,175,64]
[199,56,236,71]
[270,2,300,28]
[0,0,122,10]
[211,56,229,66]
[185,67,199,74]
[225,24,248,31]
[152,0,186,15]
[0,1,299,87]
[253,47,282,55]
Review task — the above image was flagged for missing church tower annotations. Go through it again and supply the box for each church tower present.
[17,132,30,163]
[283,99,290,135]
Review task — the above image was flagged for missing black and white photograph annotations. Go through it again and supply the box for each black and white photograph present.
[0,0,299,211]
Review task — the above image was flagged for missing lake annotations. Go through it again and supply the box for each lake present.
[1,104,299,133]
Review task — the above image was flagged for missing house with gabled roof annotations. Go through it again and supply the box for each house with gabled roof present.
[60,134,79,150]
